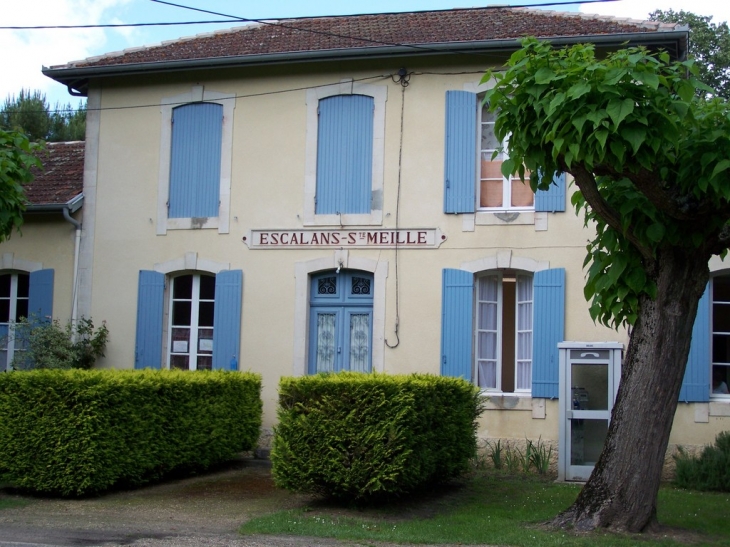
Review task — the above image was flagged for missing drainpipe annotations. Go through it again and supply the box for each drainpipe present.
[62,207,82,336]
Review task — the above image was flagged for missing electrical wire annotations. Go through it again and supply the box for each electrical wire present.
[0,0,622,30]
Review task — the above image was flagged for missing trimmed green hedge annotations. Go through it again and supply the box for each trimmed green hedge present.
[271,372,483,501]
[0,369,262,496]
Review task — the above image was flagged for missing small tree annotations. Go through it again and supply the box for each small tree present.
[485,39,729,532]
[0,128,41,240]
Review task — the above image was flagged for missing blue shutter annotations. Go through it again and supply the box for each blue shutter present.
[532,268,565,398]
[680,283,710,402]
[28,269,54,320]
[441,269,473,379]
[535,172,566,212]
[169,102,222,219]
[316,95,374,215]
[135,270,165,369]
[444,90,477,214]
[212,270,243,370]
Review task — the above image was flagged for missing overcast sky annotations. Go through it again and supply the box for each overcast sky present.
[2,0,729,108]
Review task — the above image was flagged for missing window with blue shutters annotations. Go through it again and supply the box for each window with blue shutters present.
[308,270,373,374]
[441,266,564,396]
[157,87,235,235]
[684,276,730,401]
[315,95,374,216]
[135,269,242,371]
[444,90,566,215]
[303,83,387,226]
[169,103,223,220]
[0,272,30,371]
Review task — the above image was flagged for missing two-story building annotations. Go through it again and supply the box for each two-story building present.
[10,6,727,476]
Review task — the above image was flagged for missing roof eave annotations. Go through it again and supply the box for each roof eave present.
[26,193,84,214]
[44,30,688,97]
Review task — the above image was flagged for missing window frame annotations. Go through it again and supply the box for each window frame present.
[711,275,730,400]
[477,108,534,212]
[303,81,387,226]
[0,272,30,372]
[157,86,235,235]
[166,273,216,371]
[474,270,534,394]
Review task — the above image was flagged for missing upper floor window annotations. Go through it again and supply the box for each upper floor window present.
[304,82,387,226]
[478,106,534,210]
[315,95,374,216]
[168,103,222,220]
[444,90,565,215]
[157,87,235,235]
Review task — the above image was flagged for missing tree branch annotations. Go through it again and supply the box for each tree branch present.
[566,162,656,263]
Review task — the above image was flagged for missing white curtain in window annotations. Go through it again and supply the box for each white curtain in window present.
[349,313,370,372]
[316,313,336,373]
[516,275,533,391]
[477,276,499,389]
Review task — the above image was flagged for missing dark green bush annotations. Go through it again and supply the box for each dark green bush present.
[271,372,484,501]
[0,369,262,496]
[674,431,730,492]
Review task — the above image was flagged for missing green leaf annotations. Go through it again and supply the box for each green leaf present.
[534,67,558,84]
[711,159,730,179]
[606,98,634,128]
[567,82,591,99]
[625,268,646,294]
[621,126,646,154]
[594,129,609,150]
[646,222,665,243]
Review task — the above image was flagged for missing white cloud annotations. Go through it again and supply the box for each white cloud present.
[579,1,730,24]
[0,0,132,107]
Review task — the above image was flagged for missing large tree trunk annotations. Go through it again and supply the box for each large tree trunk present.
[551,248,710,533]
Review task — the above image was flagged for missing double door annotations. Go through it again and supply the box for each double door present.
[309,270,373,373]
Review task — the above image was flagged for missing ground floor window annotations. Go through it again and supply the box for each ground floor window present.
[309,270,373,373]
[168,273,215,370]
[0,273,29,371]
[712,275,730,396]
[475,271,533,392]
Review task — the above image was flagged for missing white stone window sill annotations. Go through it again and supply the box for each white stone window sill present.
[462,212,547,232]
[481,393,546,419]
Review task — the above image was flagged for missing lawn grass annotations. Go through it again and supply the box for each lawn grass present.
[240,473,730,546]
[0,497,28,510]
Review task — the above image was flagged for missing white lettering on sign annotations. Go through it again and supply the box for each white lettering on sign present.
[243,229,446,249]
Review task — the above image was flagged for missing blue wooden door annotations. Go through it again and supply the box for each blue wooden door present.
[309,271,373,373]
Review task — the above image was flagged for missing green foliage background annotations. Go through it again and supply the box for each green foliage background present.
[0,89,85,142]
[674,431,730,492]
[271,373,484,501]
[0,369,262,496]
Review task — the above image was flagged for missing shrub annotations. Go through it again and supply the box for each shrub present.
[271,372,484,502]
[9,316,109,370]
[0,369,262,496]
[674,431,730,492]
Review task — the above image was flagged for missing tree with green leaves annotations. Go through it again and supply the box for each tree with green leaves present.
[650,10,730,99]
[0,89,85,142]
[0,129,42,240]
[485,39,728,532]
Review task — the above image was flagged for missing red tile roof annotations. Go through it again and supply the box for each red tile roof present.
[26,141,84,207]
[59,8,682,70]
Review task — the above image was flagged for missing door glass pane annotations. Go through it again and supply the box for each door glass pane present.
[571,419,608,466]
[172,301,192,326]
[170,354,189,370]
[349,313,370,372]
[17,274,29,298]
[0,275,9,297]
[171,327,190,356]
[197,355,212,371]
[199,275,216,300]
[571,364,608,410]
[317,277,337,295]
[198,327,213,354]
[315,313,336,373]
[0,300,9,323]
[173,275,193,299]
[198,301,214,327]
